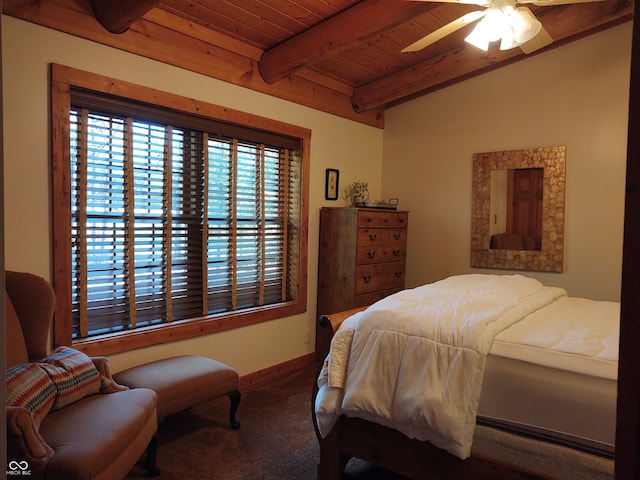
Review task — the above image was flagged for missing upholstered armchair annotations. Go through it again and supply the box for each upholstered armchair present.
[5,271,159,480]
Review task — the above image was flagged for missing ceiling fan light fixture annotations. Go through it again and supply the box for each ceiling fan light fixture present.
[464,8,503,51]
[482,8,506,42]
[499,25,521,50]
[510,7,542,44]
[464,20,491,51]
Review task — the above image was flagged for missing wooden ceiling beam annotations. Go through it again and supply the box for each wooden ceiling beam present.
[2,0,384,127]
[352,1,634,112]
[258,0,438,85]
[92,0,159,34]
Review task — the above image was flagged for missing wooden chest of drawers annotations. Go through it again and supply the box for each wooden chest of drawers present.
[315,207,409,360]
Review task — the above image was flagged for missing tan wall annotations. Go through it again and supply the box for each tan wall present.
[2,16,384,374]
[382,23,632,302]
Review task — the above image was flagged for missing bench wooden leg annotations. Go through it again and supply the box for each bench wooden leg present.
[145,432,160,477]
[227,390,241,430]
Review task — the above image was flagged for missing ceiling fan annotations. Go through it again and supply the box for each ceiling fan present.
[402,0,606,54]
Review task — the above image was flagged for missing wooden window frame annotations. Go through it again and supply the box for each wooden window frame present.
[51,63,310,356]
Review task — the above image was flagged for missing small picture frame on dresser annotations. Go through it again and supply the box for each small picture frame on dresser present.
[325,169,339,200]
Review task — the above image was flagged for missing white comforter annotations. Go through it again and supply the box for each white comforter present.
[315,274,567,459]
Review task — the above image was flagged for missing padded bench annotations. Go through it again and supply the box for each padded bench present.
[113,355,241,429]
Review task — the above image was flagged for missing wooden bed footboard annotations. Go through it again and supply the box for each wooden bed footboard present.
[319,307,367,336]
[315,307,367,361]
[312,309,547,480]
[313,414,547,480]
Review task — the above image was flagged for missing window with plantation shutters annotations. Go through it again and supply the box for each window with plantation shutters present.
[51,65,309,355]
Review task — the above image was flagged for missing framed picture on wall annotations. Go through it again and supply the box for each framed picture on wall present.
[325,169,339,201]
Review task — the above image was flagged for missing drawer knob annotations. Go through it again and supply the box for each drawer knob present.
[369,233,377,241]
[393,233,401,240]
[366,217,373,223]
[394,272,403,278]
[368,251,376,259]
[392,250,400,256]
[385,218,389,223]
[363,276,372,283]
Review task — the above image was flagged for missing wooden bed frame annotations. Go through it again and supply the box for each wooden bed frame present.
[312,307,571,480]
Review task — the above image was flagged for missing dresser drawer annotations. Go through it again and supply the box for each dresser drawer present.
[357,228,407,246]
[355,262,405,294]
[358,211,408,229]
[357,244,406,265]
[355,287,404,307]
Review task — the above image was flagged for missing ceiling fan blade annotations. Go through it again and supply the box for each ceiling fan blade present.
[408,0,491,5]
[520,24,553,54]
[402,11,486,52]
[518,0,606,5]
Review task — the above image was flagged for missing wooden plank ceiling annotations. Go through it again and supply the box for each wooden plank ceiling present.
[4,0,633,127]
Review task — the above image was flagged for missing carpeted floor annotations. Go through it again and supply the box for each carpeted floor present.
[125,363,406,480]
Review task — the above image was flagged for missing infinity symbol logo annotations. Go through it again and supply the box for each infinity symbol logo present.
[8,460,29,471]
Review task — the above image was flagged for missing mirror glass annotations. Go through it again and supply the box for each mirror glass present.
[471,146,566,272]
[489,168,542,251]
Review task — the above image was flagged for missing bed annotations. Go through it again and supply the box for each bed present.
[312,274,618,479]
